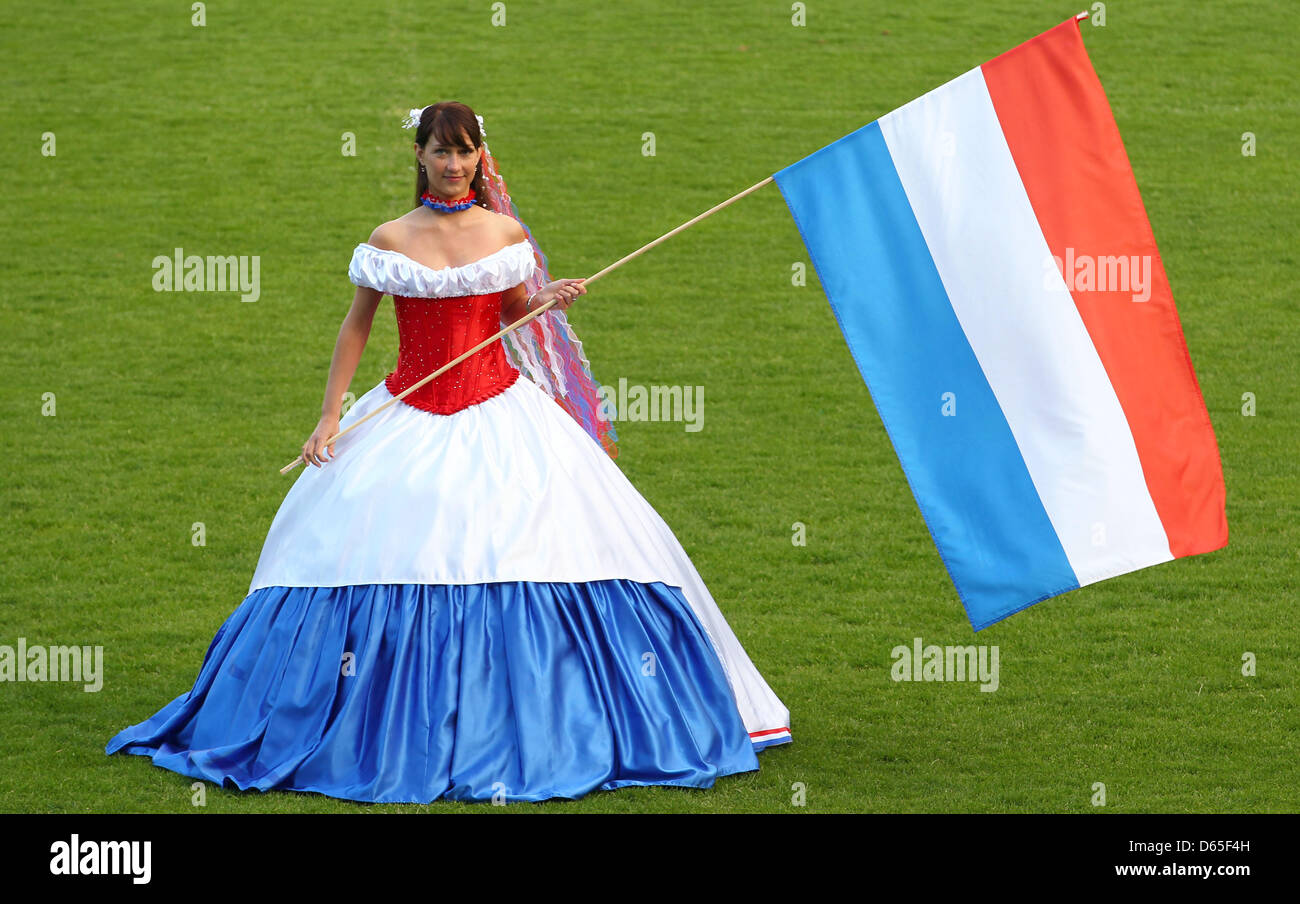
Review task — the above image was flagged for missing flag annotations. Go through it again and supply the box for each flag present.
[772,17,1227,630]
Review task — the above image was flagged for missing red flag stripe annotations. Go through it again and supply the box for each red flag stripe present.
[981,19,1227,558]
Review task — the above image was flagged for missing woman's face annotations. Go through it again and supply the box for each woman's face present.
[417,128,482,199]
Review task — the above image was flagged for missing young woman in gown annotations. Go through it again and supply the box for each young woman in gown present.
[105,101,791,804]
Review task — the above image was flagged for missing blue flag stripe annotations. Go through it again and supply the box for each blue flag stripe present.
[773,122,1079,629]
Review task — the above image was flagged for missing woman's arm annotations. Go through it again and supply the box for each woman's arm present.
[321,285,384,418]
[500,282,529,326]
[301,284,384,467]
[500,279,587,328]
[496,217,586,325]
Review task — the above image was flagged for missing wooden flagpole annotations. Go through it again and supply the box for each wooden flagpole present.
[280,175,775,474]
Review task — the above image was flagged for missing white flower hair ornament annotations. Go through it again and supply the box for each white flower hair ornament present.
[401,107,424,130]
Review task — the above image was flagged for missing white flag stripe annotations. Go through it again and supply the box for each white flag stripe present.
[877,68,1173,586]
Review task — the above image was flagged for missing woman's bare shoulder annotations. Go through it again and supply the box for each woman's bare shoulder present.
[364,209,520,254]
[488,209,527,244]
[366,219,409,252]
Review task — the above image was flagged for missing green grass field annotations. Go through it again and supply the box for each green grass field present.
[2,0,1295,813]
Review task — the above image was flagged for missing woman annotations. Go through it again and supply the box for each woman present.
[106,101,791,804]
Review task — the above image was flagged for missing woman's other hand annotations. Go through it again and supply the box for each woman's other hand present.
[302,414,341,468]
[534,278,587,311]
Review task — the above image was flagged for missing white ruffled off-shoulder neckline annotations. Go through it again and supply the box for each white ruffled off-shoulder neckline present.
[349,240,536,299]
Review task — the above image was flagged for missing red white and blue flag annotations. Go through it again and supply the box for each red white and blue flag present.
[773,17,1227,629]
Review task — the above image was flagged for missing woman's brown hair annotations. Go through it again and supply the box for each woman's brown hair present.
[412,102,490,211]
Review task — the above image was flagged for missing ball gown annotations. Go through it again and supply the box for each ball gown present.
[105,237,792,803]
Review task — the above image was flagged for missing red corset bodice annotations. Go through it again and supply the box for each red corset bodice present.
[385,292,519,415]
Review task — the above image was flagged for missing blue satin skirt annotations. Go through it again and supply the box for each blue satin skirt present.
[105,579,762,803]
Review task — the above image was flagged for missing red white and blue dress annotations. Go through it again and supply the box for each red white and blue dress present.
[105,238,791,803]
